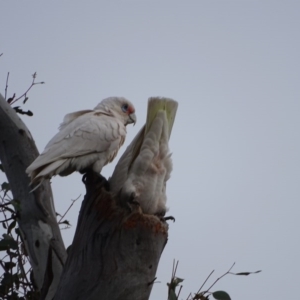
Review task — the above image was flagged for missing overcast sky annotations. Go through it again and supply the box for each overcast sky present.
[1,1,299,299]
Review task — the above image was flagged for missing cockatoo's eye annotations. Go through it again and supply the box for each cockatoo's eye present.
[122,104,129,112]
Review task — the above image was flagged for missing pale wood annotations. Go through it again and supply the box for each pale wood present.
[0,94,67,300]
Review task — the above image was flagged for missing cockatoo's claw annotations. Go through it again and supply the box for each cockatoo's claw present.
[82,170,109,190]
[162,216,175,222]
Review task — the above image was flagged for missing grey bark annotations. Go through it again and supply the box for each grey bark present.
[0,93,168,300]
[0,94,67,300]
[55,172,168,300]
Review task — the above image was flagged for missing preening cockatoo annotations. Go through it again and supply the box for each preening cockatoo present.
[109,97,178,216]
[26,97,136,186]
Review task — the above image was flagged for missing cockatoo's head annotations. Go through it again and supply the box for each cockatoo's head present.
[95,97,136,126]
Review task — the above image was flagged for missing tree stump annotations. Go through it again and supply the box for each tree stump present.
[55,172,168,300]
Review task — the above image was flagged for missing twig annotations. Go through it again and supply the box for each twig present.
[0,205,15,214]
[177,285,183,299]
[171,259,179,279]
[1,201,10,229]
[196,269,215,295]
[0,216,15,223]
[16,234,31,287]
[60,225,71,230]
[0,259,6,271]
[205,262,236,292]
[5,72,9,100]
[58,194,80,223]
[185,292,192,300]
[10,72,44,105]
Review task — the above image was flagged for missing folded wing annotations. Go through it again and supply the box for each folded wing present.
[26,111,126,184]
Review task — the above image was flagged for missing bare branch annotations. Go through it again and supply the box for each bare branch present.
[58,194,80,223]
[205,262,235,292]
[5,72,9,100]
[195,269,215,295]
[10,72,45,105]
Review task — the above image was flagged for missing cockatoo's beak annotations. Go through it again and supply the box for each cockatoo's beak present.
[128,113,137,125]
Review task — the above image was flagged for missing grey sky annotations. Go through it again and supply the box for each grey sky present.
[1,1,299,299]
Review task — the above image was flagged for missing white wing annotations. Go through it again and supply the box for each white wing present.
[58,109,93,130]
[27,110,126,183]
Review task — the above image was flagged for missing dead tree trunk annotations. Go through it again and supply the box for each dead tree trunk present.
[55,172,168,300]
[0,93,169,300]
[0,94,67,300]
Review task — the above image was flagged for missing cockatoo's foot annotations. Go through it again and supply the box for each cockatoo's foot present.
[162,215,175,222]
[82,170,109,190]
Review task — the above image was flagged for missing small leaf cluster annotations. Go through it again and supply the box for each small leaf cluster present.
[0,166,39,300]
[5,71,45,117]
[167,260,261,300]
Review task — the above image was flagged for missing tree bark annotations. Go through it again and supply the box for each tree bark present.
[0,94,67,300]
[55,172,168,300]
[0,93,169,300]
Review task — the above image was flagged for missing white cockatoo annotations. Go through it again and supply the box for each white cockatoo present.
[26,97,136,186]
[109,97,178,216]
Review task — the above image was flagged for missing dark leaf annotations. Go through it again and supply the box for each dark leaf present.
[8,220,17,234]
[60,220,70,225]
[168,276,184,291]
[2,222,7,229]
[1,182,10,191]
[0,236,18,251]
[13,106,33,117]
[0,164,4,172]
[13,273,20,290]
[193,293,209,300]
[7,93,16,104]
[1,272,13,288]
[23,97,29,104]
[233,270,261,276]
[212,291,231,300]
[174,277,184,284]
[0,284,6,297]
[7,249,18,257]
[4,262,16,271]
[8,291,20,300]
[10,199,21,212]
